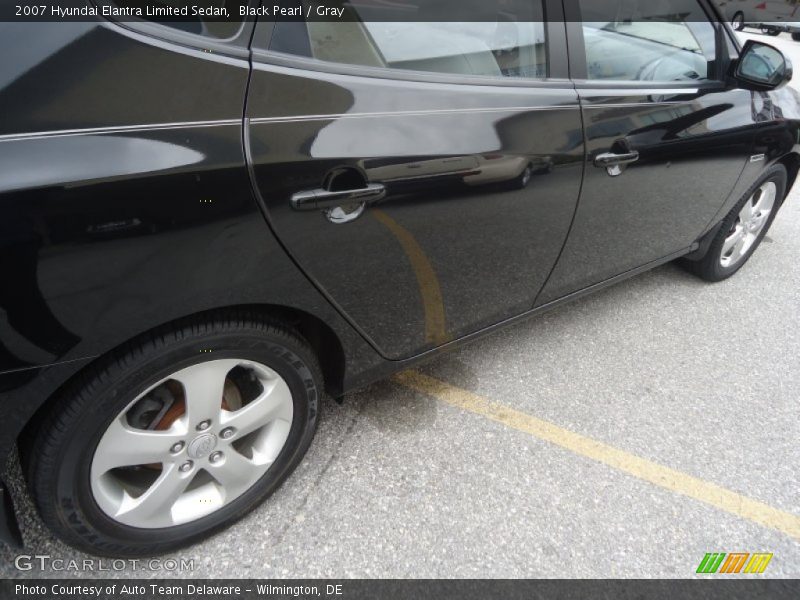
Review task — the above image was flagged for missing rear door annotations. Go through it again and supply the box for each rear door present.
[537,0,757,305]
[245,0,585,359]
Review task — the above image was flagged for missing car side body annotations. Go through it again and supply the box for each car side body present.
[718,0,800,27]
[1,0,799,550]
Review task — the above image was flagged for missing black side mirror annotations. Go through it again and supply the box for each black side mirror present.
[734,40,793,91]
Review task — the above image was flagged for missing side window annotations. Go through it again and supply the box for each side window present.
[269,1,548,79]
[102,1,245,40]
[578,0,718,82]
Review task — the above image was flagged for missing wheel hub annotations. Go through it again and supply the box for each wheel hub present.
[187,432,218,459]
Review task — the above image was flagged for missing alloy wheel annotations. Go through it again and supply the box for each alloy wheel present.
[720,181,777,268]
[90,359,294,528]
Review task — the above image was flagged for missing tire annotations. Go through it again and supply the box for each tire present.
[681,165,786,282]
[792,32,800,42]
[25,311,323,557]
[510,164,533,190]
[762,26,781,36]
[732,12,745,31]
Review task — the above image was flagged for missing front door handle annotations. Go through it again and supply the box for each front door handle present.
[594,151,640,177]
[291,184,386,211]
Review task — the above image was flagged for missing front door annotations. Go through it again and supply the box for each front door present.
[246,1,585,359]
[538,0,757,304]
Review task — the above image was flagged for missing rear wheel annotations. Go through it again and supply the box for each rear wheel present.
[26,312,323,556]
[762,25,781,36]
[510,164,533,190]
[732,12,745,31]
[792,32,800,41]
[681,165,786,282]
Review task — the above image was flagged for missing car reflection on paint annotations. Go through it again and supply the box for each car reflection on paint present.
[360,153,552,193]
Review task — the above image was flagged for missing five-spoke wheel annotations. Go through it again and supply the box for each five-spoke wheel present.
[720,181,777,269]
[26,314,321,556]
[91,360,294,528]
[681,165,786,282]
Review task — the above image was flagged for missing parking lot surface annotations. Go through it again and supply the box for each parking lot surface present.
[2,30,799,579]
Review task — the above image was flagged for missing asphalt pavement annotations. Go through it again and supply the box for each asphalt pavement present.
[1,29,798,579]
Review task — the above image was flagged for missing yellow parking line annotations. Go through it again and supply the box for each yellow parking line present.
[372,209,450,345]
[393,370,800,541]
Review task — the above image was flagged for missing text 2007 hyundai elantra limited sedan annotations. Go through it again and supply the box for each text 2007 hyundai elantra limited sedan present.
[1,0,799,556]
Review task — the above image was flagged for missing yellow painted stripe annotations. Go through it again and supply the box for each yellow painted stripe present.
[745,554,757,573]
[393,370,800,541]
[745,553,774,574]
[372,210,449,345]
[758,554,774,574]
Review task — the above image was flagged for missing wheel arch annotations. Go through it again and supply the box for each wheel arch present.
[250,303,347,397]
[777,152,800,201]
[684,159,791,262]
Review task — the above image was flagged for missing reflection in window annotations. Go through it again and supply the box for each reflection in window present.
[578,0,717,82]
[270,1,548,79]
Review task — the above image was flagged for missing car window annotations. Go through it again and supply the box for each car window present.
[101,0,245,40]
[269,1,548,79]
[578,0,717,82]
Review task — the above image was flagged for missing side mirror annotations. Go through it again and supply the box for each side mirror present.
[734,40,793,91]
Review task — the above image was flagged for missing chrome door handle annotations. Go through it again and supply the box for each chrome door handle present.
[291,184,386,211]
[594,151,640,177]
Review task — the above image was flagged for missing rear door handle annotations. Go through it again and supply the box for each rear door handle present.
[291,184,386,211]
[594,151,640,177]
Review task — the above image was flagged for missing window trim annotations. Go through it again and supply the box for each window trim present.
[249,0,572,88]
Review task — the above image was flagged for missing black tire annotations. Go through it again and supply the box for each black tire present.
[792,32,800,42]
[762,26,781,36]
[732,12,745,31]
[25,311,323,557]
[681,165,786,282]
[510,164,533,190]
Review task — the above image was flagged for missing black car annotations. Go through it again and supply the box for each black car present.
[1,0,799,556]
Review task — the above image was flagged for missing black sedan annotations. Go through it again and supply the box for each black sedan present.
[1,0,799,556]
